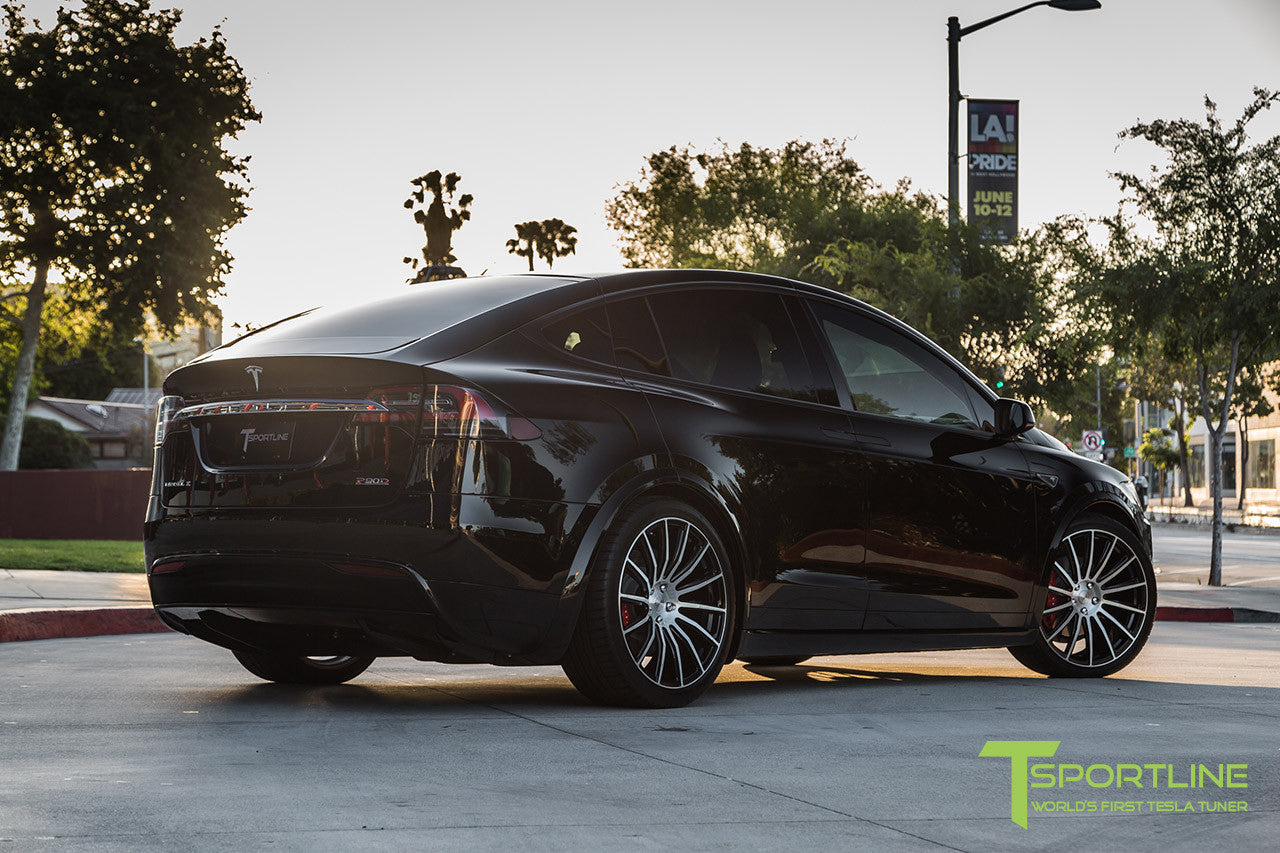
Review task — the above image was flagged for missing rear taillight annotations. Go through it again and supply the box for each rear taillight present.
[354,386,423,424]
[154,395,185,446]
[416,385,541,440]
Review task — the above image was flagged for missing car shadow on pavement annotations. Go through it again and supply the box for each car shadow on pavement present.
[173,659,1280,713]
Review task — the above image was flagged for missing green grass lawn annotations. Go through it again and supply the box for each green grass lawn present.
[0,539,145,573]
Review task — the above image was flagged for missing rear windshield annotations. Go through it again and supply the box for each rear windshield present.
[221,275,582,355]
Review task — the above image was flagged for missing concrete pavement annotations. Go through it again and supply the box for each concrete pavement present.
[1,625,1276,850]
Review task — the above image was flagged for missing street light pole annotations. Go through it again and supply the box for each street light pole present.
[946,1,1102,231]
[947,16,961,230]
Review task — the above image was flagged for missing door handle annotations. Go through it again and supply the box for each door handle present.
[820,427,859,441]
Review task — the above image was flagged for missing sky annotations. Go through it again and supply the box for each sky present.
[25,0,1280,333]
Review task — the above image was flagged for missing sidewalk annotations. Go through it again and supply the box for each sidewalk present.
[1,567,1278,643]
[1155,581,1280,623]
[1146,503,1280,530]
[0,568,165,642]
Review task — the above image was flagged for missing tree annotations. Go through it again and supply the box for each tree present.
[1138,427,1180,508]
[0,0,259,470]
[403,170,472,283]
[1096,88,1280,585]
[505,219,578,271]
[1231,365,1276,511]
[605,140,880,284]
[0,413,92,468]
[1121,332,1200,506]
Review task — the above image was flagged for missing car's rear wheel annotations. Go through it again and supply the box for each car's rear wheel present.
[562,498,737,707]
[233,650,375,685]
[1009,514,1155,678]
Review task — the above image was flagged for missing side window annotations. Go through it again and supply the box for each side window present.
[811,302,981,429]
[963,384,999,433]
[647,289,819,403]
[605,297,668,375]
[541,304,611,364]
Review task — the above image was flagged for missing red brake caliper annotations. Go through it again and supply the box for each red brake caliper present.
[620,603,632,628]
[1042,590,1063,632]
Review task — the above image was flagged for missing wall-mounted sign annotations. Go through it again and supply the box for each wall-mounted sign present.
[967,99,1018,244]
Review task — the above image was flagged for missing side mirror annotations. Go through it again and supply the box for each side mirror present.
[993,398,1035,437]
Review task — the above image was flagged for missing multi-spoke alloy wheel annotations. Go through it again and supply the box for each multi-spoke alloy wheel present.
[562,498,738,707]
[617,517,729,690]
[1010,514,1155,678]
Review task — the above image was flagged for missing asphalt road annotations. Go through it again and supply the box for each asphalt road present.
[1152,526,1280,587]
[2,626,1277,850]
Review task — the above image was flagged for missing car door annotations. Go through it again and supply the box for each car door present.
[805,298,1039,631]
[613,286,869,632]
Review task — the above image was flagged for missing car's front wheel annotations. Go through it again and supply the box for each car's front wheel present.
[1009,514,1155,678]
[233,650,375,685]
[562,498,738,707]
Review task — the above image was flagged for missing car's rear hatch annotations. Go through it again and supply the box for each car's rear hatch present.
[158,355,426,509]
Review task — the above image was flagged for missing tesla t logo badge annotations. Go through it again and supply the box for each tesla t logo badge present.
[245,365,263,391]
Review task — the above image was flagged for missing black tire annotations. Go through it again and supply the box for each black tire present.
[1009,513,1156,678]
[561,497,739,708]
[740,656,811,666]
[232,650,375,685]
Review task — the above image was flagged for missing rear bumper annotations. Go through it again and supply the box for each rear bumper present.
[145,494,598,664]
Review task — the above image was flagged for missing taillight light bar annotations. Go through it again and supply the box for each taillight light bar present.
[178,399,390,418]
[159,384,539,441]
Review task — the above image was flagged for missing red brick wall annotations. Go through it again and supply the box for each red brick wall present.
[0,469,152,540]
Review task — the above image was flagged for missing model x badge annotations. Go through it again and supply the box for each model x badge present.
[245,365,263,391]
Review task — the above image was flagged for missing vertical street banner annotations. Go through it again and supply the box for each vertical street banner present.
[967,99,1018,243]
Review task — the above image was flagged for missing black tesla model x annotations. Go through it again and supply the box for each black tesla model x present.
[145,269,1155,707]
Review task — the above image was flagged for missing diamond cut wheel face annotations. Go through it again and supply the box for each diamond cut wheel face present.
[616,517,729,690]
[1039,528,1150,669]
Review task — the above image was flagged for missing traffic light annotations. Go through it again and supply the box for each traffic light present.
[994,366,1006,390]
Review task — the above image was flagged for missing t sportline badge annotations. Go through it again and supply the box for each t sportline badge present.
[980,741,1249,828]
[239,427,290,453]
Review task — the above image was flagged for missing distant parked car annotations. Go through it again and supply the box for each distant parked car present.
[146,270,1155,707]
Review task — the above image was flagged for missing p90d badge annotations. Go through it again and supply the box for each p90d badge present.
[354,477,390,486]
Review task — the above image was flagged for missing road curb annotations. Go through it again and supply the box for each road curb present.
[1155,606,1280,624]
[0,607,170,643]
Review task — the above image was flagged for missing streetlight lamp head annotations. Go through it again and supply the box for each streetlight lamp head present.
[1047,0,1102,10]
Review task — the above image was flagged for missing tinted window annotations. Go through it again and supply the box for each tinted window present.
[963,383,998,433]
[648,289,818,402]
[811,302,980,429]
[542,304,611,364]
[606,297,668,375]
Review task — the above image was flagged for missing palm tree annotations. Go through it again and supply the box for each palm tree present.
[506,219,578,271]
[403,170,473,282]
